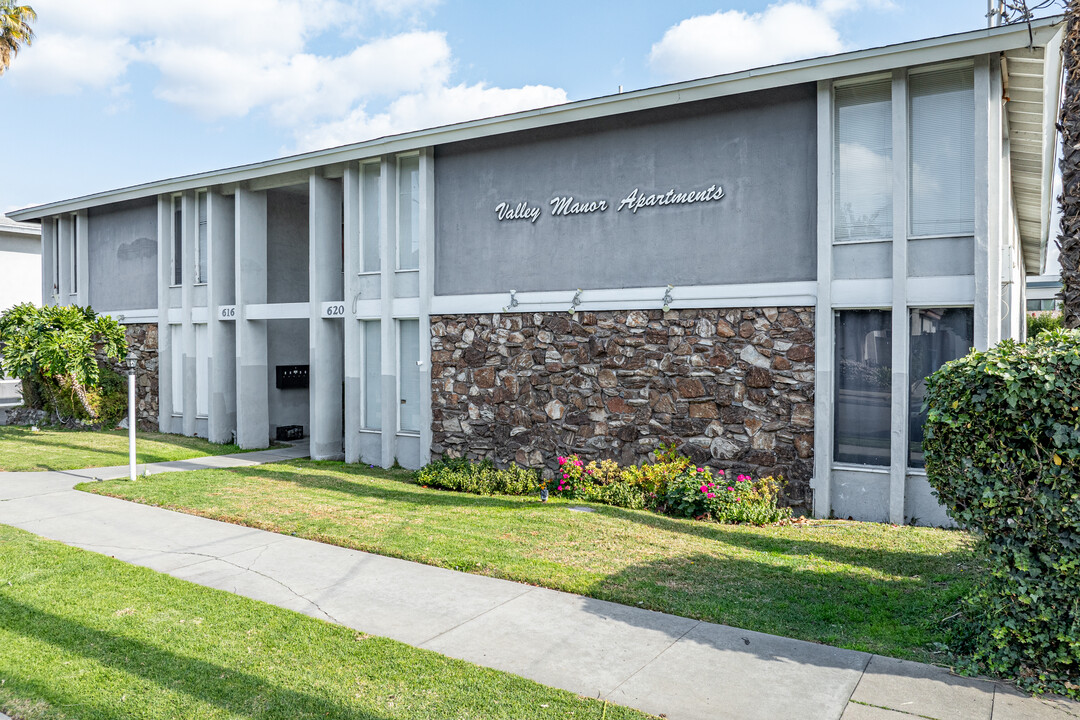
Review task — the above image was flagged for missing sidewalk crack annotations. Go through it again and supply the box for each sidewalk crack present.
[417,586,537,647]
[601,620,701,702]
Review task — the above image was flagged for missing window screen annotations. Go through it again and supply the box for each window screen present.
[171,325,184,415]
[835,310,892,466]
[363,320,381,430]
[909,66,974,237]
[197,192,208,284]
[172,197,183,286]
[362,163,381,272]
[834,80,892,242]
[908,307,973,467]
[398,319,420,432]
[397,156,420,270]
[195,323,209,417]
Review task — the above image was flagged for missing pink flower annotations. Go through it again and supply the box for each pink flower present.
[558,456,566,464]
[586,469,594,474]
[707,482,714,488]
[727,486,734,492]
[735,498,741,503]
[707,493,715,499]
[717,469,725,475]
[562,473,569,479]
[697,467,704,472]
[574,460,582,467]
[700,485,708,492]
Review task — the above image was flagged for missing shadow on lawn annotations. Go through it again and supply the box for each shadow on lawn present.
[230,462,972,579]
[580,549,967,664]
[0,596,392,720]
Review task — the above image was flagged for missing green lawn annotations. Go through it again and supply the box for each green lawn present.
[0,523,650,720]
[84,460,974,665]
[0,426,251,472]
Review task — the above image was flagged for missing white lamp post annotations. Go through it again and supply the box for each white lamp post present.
[126,352,137,481]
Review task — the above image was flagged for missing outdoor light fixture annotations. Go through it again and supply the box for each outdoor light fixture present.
[125,352,138,481]
[662,285,674,313]
[502,290,519,313]
[568,289,583,315]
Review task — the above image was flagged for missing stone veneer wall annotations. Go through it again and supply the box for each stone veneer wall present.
[122,323,159,431]
[430,308,815,508]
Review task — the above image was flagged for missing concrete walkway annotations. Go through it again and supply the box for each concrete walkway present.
[1,447,1077,720]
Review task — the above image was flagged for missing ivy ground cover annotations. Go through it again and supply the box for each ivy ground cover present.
[0,523,650,720]
[0,426,248,472]
[84,460,974,664]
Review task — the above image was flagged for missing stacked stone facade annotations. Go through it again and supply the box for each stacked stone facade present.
[122,323,159,431]
[430,308,815,508]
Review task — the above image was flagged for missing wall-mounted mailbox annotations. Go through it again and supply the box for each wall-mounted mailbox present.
[276,365,309,390]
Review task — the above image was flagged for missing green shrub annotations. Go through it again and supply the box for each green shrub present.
[923,329,1079,696]
[581,480,647,510]
[417,457,540,496]
[1027,311,1063,338]
[663,469,791,524]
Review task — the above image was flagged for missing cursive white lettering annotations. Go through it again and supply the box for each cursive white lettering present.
[495,201,541,223]
[617,184,725,213]
[549,196,608,216]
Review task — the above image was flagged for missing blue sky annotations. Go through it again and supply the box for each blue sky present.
[0,1,1059,214]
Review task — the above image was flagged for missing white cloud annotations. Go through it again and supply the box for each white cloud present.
[7,0,567,152]
[296,82,569,150]
[649,1,893,82]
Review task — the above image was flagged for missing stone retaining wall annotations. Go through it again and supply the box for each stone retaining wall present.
[430,308,815,508]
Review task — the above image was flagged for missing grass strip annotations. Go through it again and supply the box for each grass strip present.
[0,523,650,720]
[0,426,250,472]
[84,460,974,664]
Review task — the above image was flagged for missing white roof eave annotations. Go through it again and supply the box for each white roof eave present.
[9,15,1066,222]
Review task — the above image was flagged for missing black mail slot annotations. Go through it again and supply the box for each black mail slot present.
[276,365,309,389]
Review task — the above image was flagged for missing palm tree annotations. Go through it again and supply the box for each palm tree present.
[0,1,36,76]
[1061,0,1080,327]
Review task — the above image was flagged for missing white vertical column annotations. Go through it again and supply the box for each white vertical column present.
[343,163,363,463]
[418,148,435,466]
[156,196,175,434]
[309,173,345,460]
[380,156,397,468]
[235,187,270,449]
[987,55,1004,344]
[75,210,89,307]
[57,215,72,301]
[208,190,237,444]
[974,56,993,351]
[181,190,198,437]
[888,70,910,526]
[812,81,834,519]
[40,218,56,305]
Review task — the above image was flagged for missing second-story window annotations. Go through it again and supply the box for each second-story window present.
[172,196,183,286]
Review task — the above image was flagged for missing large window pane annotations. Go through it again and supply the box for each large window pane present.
[363,320,381,430]
[397,155,420,270]
[834,80,893,242]
[362,163,381,272]
[910,67,974,236]
[171,325,184,415]
[195,323,209,417]
[172,197,183,286]
[908,307,973,467]
[835,310,892,465]
[70,217,78,293]
[197,192,208,284]
[398,319,420,432]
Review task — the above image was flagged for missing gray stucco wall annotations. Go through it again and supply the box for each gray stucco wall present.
[266,188,309,304]
[87,199,157,311]
[434,85,818,295]
[267,318,309,434]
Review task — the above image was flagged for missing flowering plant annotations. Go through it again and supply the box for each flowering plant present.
[664,470,791,524]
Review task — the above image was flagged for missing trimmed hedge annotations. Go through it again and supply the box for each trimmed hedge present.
[416,457,541,496]
[923,329,1079,696]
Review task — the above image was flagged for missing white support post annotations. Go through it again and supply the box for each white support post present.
[380,156,397,468]
[40,218,56,305]
[181,190,198,437]
[889,70,911,526]
[234,187,270,449]
[74,210,89,307]
[208,190,237,444]
[418,148,435,466]
[974,56,993,351]
[343,163,363,463]
[812,80,834,519]
[155,196,174,434]
[128,357,137,481]
[308,173,345,460]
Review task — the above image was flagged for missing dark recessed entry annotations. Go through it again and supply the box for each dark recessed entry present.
[276,365,309,389]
